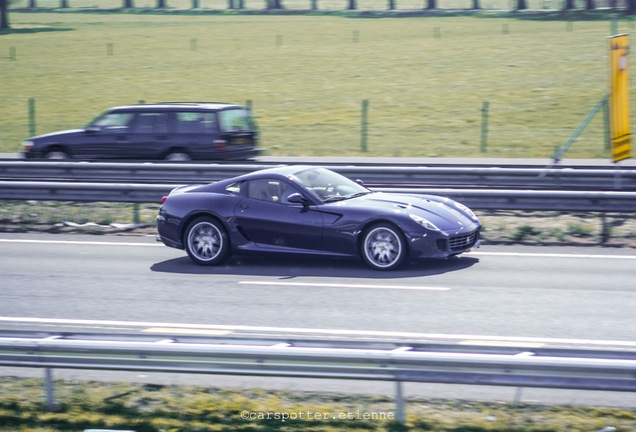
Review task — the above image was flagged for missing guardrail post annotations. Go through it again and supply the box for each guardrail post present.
[133,203,140,224]
[600,213,610,244]
[514,386,524,403]
[45,368,57,410]
[395,381,405,424]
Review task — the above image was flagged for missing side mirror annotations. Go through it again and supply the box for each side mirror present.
[85,126,100,134]
[355,179,365,186]
[287,193,310,206]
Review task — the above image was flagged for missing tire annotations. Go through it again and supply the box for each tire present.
[44,148,71,160]
[360,223,406,270]
[165,151,191,161]
[183,217,230,265]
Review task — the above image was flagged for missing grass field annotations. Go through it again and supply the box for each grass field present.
[1,10,635,159]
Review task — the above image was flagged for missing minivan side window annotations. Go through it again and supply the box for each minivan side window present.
[219,109,251,132]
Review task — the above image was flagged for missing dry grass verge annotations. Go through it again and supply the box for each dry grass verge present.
[2,201,636,248]
[1,377,635,431]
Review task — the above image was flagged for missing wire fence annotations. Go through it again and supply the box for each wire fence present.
[11,0,626,11]
[1,95,610,159]
[8,0,629,10]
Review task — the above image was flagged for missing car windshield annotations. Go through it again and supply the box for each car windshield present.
[88,112,134,129]
[290,167,370,203]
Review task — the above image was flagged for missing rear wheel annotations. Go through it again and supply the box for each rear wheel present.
[165,151,191,161]
[183,217,230,265]
[361,223,406,270]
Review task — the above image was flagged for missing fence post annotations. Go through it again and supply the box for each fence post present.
[28,98,36,138]
[360,99,369,152]
[480,101,489,153]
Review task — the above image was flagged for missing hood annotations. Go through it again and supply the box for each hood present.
[29,129,85,142]
[341,192,477,230]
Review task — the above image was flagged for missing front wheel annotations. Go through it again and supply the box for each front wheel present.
[44,148,71,160]
[184,217,230,265]
[361,223,406,270]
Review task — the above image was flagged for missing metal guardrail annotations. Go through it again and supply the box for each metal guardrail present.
[1,332,636,421]
[1,161,636,190]
[2,161,636,211]
[2,180,636,211]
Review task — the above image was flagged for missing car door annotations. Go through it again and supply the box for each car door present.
[234,178,323,252]
[78,112,134,159]
[127,112,171,159]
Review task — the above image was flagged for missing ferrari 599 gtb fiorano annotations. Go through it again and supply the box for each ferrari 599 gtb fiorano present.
[157,166,481,270]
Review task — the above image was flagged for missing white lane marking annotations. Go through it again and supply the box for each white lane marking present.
[144,327,232,336]
[2,238,635,260]
[239,281,449,291]
[2,316,636,348]
[472,251,636,260]
[0,239,162,247]
[459,340,545,348]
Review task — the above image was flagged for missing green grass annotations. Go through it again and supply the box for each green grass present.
[1,377,636,431]
[2,10,634,159]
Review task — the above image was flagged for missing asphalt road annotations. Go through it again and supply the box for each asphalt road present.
[1,232,636,406]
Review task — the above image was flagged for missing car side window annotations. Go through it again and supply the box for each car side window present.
[176,111,217,133]
[131,112,169,134]
[226,181,242,194]
[247,179,299,204]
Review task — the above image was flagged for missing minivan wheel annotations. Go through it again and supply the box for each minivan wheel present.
[44,148,71,159]
[184,217,230,265]
[361,223,406,270]
[165,151,191,161]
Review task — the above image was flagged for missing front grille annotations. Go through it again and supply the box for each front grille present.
[438,230,479,252]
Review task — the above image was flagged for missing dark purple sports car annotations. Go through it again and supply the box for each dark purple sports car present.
[157,166,481,270]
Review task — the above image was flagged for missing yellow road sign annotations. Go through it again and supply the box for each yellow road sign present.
[609,34,632,163]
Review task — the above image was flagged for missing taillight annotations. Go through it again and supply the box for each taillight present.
[161,196,168,203]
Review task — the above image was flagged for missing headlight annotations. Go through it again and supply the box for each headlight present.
[409,214,440,231]
[22,140,34,151]
[454,201,479,221]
